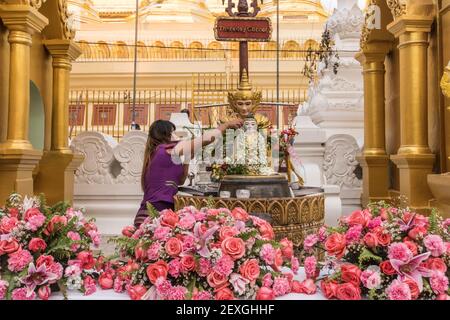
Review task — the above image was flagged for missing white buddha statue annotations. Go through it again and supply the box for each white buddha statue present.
[234,114,271,174]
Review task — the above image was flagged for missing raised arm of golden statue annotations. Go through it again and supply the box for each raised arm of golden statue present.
[222,71,272,129]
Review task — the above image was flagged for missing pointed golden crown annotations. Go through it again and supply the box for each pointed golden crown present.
[228,70,262,112]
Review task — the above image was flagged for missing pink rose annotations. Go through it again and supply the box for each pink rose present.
[231,207,249,221]
[380,260,397,276]
[271,249,283,272]
[291,279,317,295]
[122,226,136,237]
[207,271,228,289]
[256,221,275,240]
[321,279,338,299]
[146,260,169,284]
[346,209,371,227]
[324,233,346,258]
[180,255,196,272]
[424,235,446,257]
[165,237,182,257]
[38,286,51,300]
[221,237,245,260]
[128,284,147,300]
[341,264,361,287]
[256,287,275,300]
[335,283,361,300]
[214,286,234,300]
[36,255,54,268]
[28,238,47,253]
[403,278,419,300]
[423,258,447,273]
[376,232,391,247]
[239,259,260,282]
[99,272,114,290]
[44,215,67,236]
[219,226,238,241]
[77,251,95,270]
[280,238,294,259]
[363,233,378,248]
[0,238,20,255]
[408,226,427,240]
[160,210,179,229]
[23,207,42,222]
[0,216,18,233]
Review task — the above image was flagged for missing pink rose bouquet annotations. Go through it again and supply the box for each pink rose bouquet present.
[303,202,450,300]
[105,205,298,300]
[0,193,101,300]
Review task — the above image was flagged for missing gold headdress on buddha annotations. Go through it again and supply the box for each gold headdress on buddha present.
[228,70,262,113]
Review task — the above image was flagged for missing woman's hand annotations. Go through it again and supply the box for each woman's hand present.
[219,119,244,132]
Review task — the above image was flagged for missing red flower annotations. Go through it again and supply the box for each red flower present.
[256,287,275,300]
[341,264,361,287]
[380,260,397,276]
[239,259,260,282]
[0,239,20,255]
[320,279,338,299]
[28,238,47,253]
[128,285,147,300]
[160,210,179,229]
[99,272,114,290]
[403,278,420,300]
[324,233,346,258]
[77,251,96,270]
[146,260,168,284]
[214,287,234,300]
[335,283,361,300]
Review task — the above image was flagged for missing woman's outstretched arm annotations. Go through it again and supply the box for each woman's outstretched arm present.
[171,120,243,160]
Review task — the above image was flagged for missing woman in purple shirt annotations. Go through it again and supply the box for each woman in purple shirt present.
[134,119,242,227]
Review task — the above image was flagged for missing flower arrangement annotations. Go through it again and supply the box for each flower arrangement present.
[0,193,101,300]
[302,202,450,300]
[103,205,310,300]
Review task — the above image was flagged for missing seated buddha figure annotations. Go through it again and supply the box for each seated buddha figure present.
[223,71,271,130]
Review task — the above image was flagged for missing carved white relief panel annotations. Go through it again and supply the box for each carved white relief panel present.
[323,134,362,189]
[70,132,116,184]
[114,131,147,184]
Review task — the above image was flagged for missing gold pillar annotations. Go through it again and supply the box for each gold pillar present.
[44,40,81,153]
[388,16,435,211]
[355,42,391,206]
[0,5,48,202]
[34,40,83,205]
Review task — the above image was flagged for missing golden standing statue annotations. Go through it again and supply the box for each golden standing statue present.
[223,71,272,129]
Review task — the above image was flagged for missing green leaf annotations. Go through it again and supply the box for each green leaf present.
[358,248,382,268]
[146,202,160,219]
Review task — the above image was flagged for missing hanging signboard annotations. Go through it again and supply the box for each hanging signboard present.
[214,17,272,42]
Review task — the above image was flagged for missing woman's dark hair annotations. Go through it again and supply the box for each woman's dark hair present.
[141,120,176,190]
